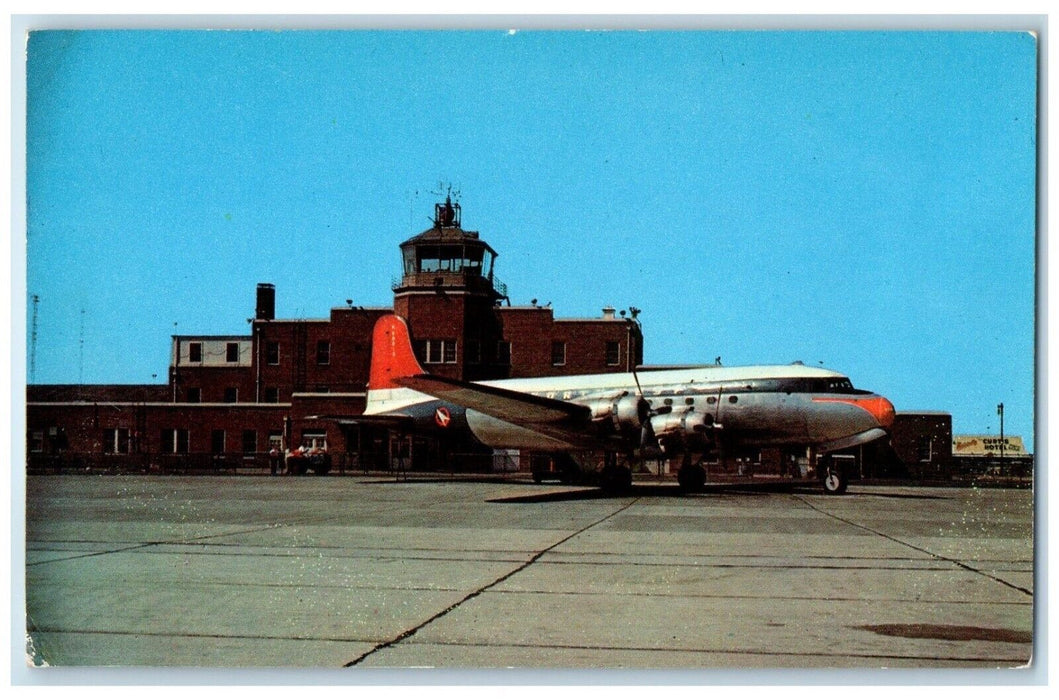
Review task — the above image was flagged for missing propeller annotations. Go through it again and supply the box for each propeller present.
[631,365,668,455]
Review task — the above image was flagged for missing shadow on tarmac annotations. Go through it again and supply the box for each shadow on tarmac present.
[488,480,951,503]
[488,481,819,503]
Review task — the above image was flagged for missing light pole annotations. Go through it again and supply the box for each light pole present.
[997,403,1005,462]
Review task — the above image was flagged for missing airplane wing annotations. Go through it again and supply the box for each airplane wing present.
[396,373,592,426]
[817,427,888,454]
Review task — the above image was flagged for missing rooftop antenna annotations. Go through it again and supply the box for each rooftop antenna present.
[30,294,39,382]
[430,182,462,228]
[431,181,460,200]
[408,189,419,234]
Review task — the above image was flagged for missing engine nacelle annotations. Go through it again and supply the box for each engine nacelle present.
[588,392,649,432]
[649,409,717,440]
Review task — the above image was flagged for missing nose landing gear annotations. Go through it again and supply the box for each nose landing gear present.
[819,457,849,495]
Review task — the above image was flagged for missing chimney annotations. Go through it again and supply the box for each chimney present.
[602,306,615,320]
[256,283,275,321]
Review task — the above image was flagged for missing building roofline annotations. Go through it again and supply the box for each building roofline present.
[896,411,952,416]
[554,317,639,324]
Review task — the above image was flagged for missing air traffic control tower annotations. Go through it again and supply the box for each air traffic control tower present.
[392,196,509,381]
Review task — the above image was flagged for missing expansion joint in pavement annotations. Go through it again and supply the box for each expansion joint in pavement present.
[792,495,1033,597]
[343,497,641,667]
[25,524,289,567]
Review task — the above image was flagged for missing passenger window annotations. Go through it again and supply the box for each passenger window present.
[728,395,738,404]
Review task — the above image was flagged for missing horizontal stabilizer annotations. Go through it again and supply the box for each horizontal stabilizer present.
[397,374,591,426]
[331,414,414,428]
[818,427,888,454]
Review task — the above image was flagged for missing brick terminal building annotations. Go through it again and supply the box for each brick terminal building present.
[27,199,644,473]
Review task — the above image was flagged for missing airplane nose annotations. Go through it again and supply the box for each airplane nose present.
[864,396,896,430]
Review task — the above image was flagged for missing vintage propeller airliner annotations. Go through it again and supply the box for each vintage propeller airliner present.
[362,315,895,494]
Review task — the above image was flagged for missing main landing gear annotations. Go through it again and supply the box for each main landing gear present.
[676,453,706,492]
[599,452,633,493]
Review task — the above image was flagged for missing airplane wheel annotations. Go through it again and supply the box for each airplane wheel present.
[677,463,705,492]
[821,466,848,495]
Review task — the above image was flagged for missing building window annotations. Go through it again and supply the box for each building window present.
[317,340,331,365]
[187,387,201,403]
[211,430,226,454]
[423,340,457,364]
[497,341,511,365]
[242,430,257,454]
[917,436,933,462]
[551,341,567,366]
[268,432,283,451]
[189,342,202,363]
[466,339,481,364]
[30,430,44,453]
[226,342,239,362]
[102,428,130,454]
[264,387,279,403]
[302,431,327,450]
[161,429,189,454]
[605,341,621,366]
[224,387,238,403]
[266,341,280,365]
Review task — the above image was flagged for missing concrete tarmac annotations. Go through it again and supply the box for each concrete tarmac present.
[23,474,1035,674]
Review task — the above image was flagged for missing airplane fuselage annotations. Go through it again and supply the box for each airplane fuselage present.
[367,364,894,454]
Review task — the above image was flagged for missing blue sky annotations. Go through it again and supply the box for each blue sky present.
[23,29,1037,447]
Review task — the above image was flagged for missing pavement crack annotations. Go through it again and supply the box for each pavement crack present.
[792,495,1033,597]
[343,497,640,667]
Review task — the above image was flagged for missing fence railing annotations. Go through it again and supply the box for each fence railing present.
[26,451,503,476]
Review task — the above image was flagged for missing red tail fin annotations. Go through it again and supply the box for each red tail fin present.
[369,315,426,390]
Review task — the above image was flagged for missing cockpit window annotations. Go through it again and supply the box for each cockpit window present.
[773,377,865,394]
[717,377,869,394]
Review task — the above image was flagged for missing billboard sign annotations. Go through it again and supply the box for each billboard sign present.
[952,435,1028,456]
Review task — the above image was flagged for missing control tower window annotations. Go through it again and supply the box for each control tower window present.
[415,246,492,278]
